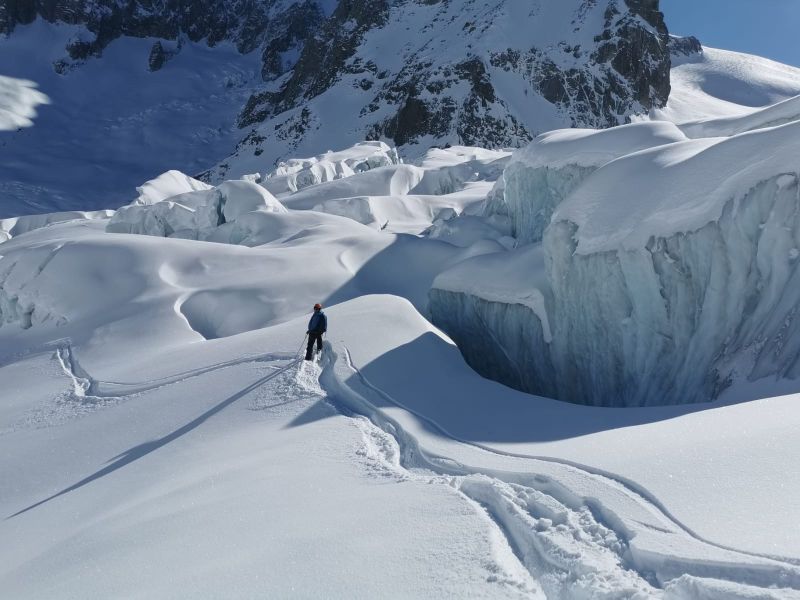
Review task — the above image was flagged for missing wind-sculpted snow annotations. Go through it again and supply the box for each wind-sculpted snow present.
[105,143,510,240]
[4,135,800,594]
[679,94,800,139]
[434,120,800,406]
[130,170,212,206]
[251,141,399,196]
[1,209,112,242]
[107,179,287,240]
[484,122,687,243]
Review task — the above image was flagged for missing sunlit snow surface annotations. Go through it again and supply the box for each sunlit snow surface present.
[2,135,800,597]
[3,33,800,600]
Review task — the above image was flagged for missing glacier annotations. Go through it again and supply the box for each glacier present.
[433,120,800,407]
[483,122,687,244]
[6,8,800,597]
[252,141,400,196]
[5,134,800,595]
[107,179,287,240]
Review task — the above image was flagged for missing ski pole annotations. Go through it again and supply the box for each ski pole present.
[296,333,308,359]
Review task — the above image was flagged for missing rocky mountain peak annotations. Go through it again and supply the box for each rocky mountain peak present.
[1,0,328,80]
[219,0,672,179]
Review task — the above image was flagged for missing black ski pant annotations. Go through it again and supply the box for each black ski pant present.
[305,332,323,360]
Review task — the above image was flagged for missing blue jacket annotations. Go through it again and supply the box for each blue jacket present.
[308,310,327,333]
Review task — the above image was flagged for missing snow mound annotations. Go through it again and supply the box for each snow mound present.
[132,170,212,206]
[485,122,687,243]
[1,210,113,242]
[259,141,400,196]
[433,119,800,406]
[281,164,426,210]
[107,178,286,239]
[680,94,800,138]
[656,46,800,124]
[555,122,800,253]
[0,75,49,131]
[506,122,688,172]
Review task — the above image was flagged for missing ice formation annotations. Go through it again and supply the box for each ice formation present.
[484,122,687,243]
[1,210,112,242]
[107,179,286,240]
[433,120,800,406]
[130,170,213,206]
[260,142,400,196]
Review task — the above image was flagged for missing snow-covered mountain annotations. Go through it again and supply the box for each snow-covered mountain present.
[2,0,674,216]
[1,0,330,79]
[5,2,800,597]
[5,0,800,218]
[212,0,672,180]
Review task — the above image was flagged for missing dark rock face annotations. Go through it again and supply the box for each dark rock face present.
[2,0,676,180]
[228,0,672,174]
[239,0,391,127]
[1,0,326,81]
[669,34,703,57]
[148,41,178,72]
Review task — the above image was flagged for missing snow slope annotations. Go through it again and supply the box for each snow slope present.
[5,27,800,599]
[653,46,800,125]
[678,94,800,139]
[0,20,262,217]
[1,211,799,596]
[3,129,800,595]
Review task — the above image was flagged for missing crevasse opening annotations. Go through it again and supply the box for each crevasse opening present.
[431,123,800,407]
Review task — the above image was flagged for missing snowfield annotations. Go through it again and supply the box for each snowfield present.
[652,46,800,124]
[3,123,800,597]
[4,22,800,600]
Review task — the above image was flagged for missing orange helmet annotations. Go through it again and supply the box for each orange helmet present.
[314,303,322,310]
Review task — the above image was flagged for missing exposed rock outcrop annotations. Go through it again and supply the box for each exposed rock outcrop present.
[217,0,672,179]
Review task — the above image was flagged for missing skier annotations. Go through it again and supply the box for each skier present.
[305,303,327,360]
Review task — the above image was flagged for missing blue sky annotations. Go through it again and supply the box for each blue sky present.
[661,0,800,66]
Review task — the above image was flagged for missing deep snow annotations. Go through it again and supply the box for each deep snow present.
[3,142,800,596]
[3,22,800,600]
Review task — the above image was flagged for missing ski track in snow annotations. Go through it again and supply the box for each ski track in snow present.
[1,339,302,435]
[315,344,800,598]
[18,339,800,598]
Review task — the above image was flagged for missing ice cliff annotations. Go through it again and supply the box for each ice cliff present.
[483,122,687,243]
[432,120,800,406]
[107,179,287,240]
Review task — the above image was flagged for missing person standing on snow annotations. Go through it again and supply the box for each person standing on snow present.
[305,303,327,360]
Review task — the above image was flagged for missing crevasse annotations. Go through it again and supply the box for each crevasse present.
[547,174,800,406]
[432,120,800,407]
